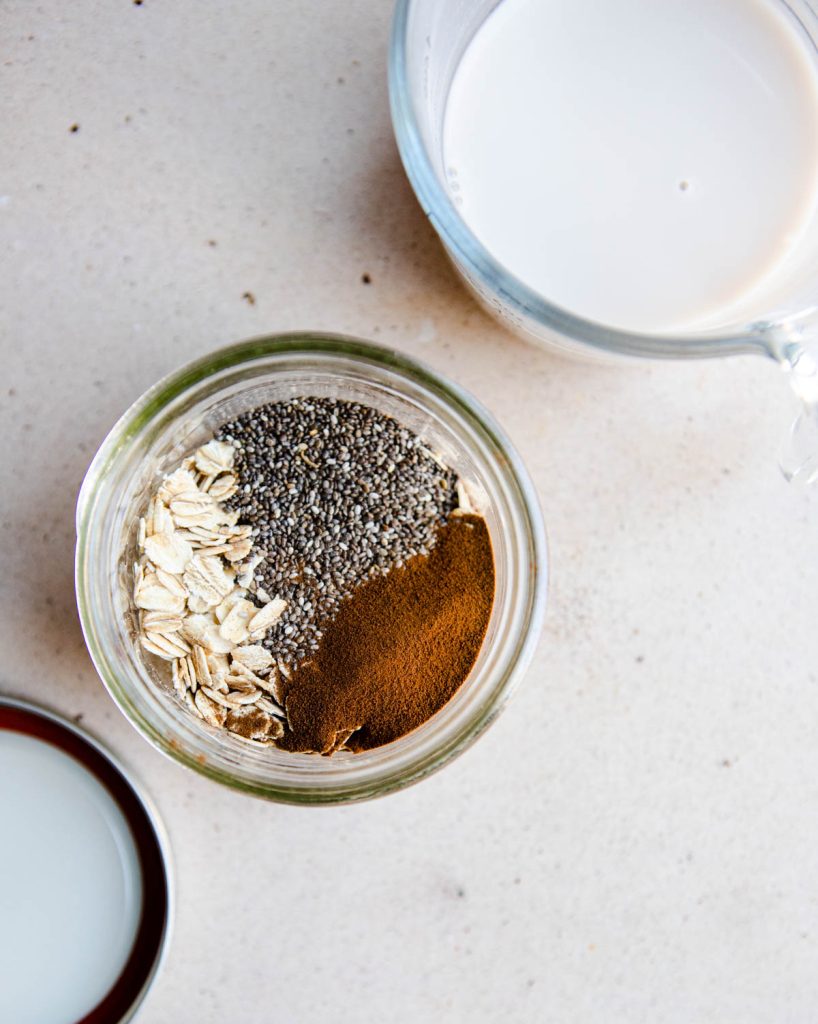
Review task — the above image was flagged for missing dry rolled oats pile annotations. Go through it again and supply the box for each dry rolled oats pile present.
[134,439,288,745]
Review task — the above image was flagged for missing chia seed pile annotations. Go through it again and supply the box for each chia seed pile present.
[216,397,459,666]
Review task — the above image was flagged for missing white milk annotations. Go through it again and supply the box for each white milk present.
[443,0,818,334]
[0,732,143,1024]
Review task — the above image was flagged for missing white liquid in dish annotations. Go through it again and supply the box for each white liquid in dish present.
[443,0,818,333]
[0,732,143,1024]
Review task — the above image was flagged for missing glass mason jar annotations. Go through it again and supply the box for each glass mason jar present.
[76,334,546,805]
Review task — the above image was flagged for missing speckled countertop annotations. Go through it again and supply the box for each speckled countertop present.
[3,3,818,1022]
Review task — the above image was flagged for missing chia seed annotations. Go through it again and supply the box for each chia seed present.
[216,397,458,665]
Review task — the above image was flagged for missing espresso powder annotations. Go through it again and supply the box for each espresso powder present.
[278,514,495,754]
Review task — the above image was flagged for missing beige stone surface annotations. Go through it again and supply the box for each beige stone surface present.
[2,2,818,1021]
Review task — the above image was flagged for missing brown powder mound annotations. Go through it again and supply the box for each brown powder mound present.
[277,514,495,754]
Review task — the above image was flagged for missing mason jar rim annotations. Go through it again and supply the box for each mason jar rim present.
[76,332,547,804]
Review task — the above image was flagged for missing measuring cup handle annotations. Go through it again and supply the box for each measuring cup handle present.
[780,404,818,486]
[778,342,818,486]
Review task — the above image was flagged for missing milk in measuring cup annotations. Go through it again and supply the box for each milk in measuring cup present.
[443,0,818,334]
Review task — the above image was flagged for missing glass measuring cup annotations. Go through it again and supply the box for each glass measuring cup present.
[389,0,818,483]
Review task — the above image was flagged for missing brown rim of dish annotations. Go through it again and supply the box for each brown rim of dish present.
[0,699,170,1024]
